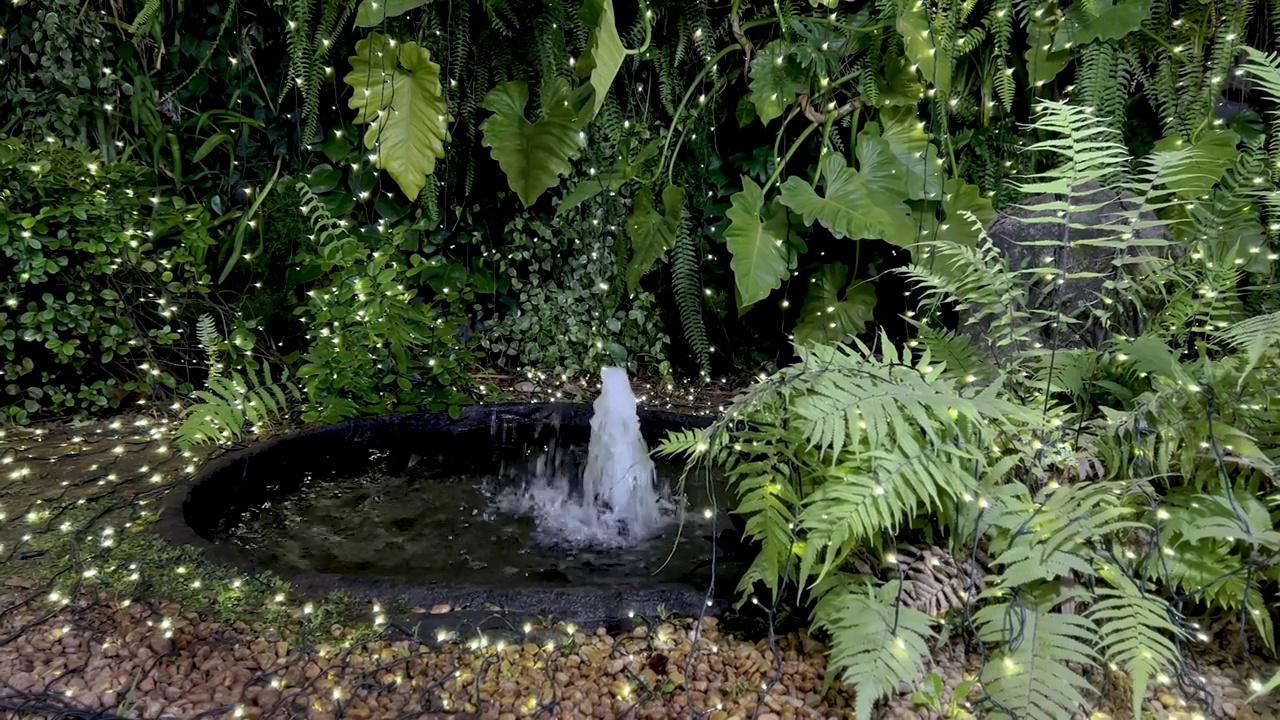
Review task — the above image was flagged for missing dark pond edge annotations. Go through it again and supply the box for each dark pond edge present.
[156,402,728,628]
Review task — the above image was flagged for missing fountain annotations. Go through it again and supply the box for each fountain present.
[159,374,733,623]
[496,367,667,546]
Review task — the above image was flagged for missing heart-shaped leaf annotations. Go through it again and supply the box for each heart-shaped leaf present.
[344,33,450,201]
[897,4,950,94]
[725,177,791,311]
[878,106,944,200]
[625,185,685,292]
[748,40,807,125]
[307,163,343,194]
[480,78,587,207]
[1025,18,1071,86]
[354,0,431,27]
[1052,0,1152,50]
[794,263,877,346]
[576,0,627,120]
[1152,128,1240,200]
[780,154,915,246]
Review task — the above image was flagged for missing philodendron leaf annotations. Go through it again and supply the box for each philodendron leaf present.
[1052,0,1152,50]
[878,106,943,200]
[626,185,686,292]
[897,3,950,94]
[480,77,586,207]
[780,154,916,247]
[344,33,450,201]
[1152,128,1240,200]
[794,262,877,346]
[876,56,925,106]
[576,0,627,120]
[1025,17,1071,86]
[354,0,431,26]
[937,178,995,245]
[748,40,807,125]
[725,177,791,311]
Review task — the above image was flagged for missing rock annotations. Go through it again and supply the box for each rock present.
[970,180,1170,359]
[429,604,452,615]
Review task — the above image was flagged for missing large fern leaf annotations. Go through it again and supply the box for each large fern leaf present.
[975,591,1099,720]
[1088,570,1185,720]
[813,579,937,720]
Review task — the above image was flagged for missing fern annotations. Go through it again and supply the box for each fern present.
[175,318,300,449]
[813,579,937,720]
[127,0,162,33]
[975,590,1099,720]
[671,213,711,375]
[1087,571,1184,720]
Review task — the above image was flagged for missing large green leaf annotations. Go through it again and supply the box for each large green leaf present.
[354,0,431,26]
[725,177,791,311]
[780,154,916,246]
[344,34,450,201]
[794,263,877,346]
[875,56,925,107]
[936,178,996,245]
[1052,0,1152,50]
[748,40,807,125]
[896,3,950,94]
[1025,19,1071,86]
[625,185,685,292]
[576,0,627,120]
[480,78,586,207]
[1152,129,1240,200]
[854,127,909,197]
[878,106,943,200]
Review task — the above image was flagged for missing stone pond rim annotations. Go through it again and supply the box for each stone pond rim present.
[157,402,727,627]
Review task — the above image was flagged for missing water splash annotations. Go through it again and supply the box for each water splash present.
[491,367,672,547]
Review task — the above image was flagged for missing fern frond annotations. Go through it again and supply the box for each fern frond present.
[986,481,1140,587]
[813,579,937,720]
[1216,310,1280,378]
[1088,571,1185,720]
[975,591,1099,720]
[671,213,711,375]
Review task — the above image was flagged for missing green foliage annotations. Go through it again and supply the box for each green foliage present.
[292,183,473,422]
[353,0,430,26]
[174,315,301,448]
[671,214,711,375]
[344,33,451,200]
[480,79,588,207]
[625,185,686,293]
[478,194,670,376]
[814,579,937,719]
[724,177,791,311]
[0,139,215,422]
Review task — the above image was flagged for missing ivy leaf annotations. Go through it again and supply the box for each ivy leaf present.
[1053,0,1152,50]
[725,177,791,311]
[344,34,450,201]
[1152,129,1240,200]
[480,77,586,207]
[896,4,950,94]
[794,263,877,346]
[878,106,943,200]
[576,0,627,120]
[626,185,686,292]
[354,0,431,26]
[748,40,807,125]
[780,154,915,247]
